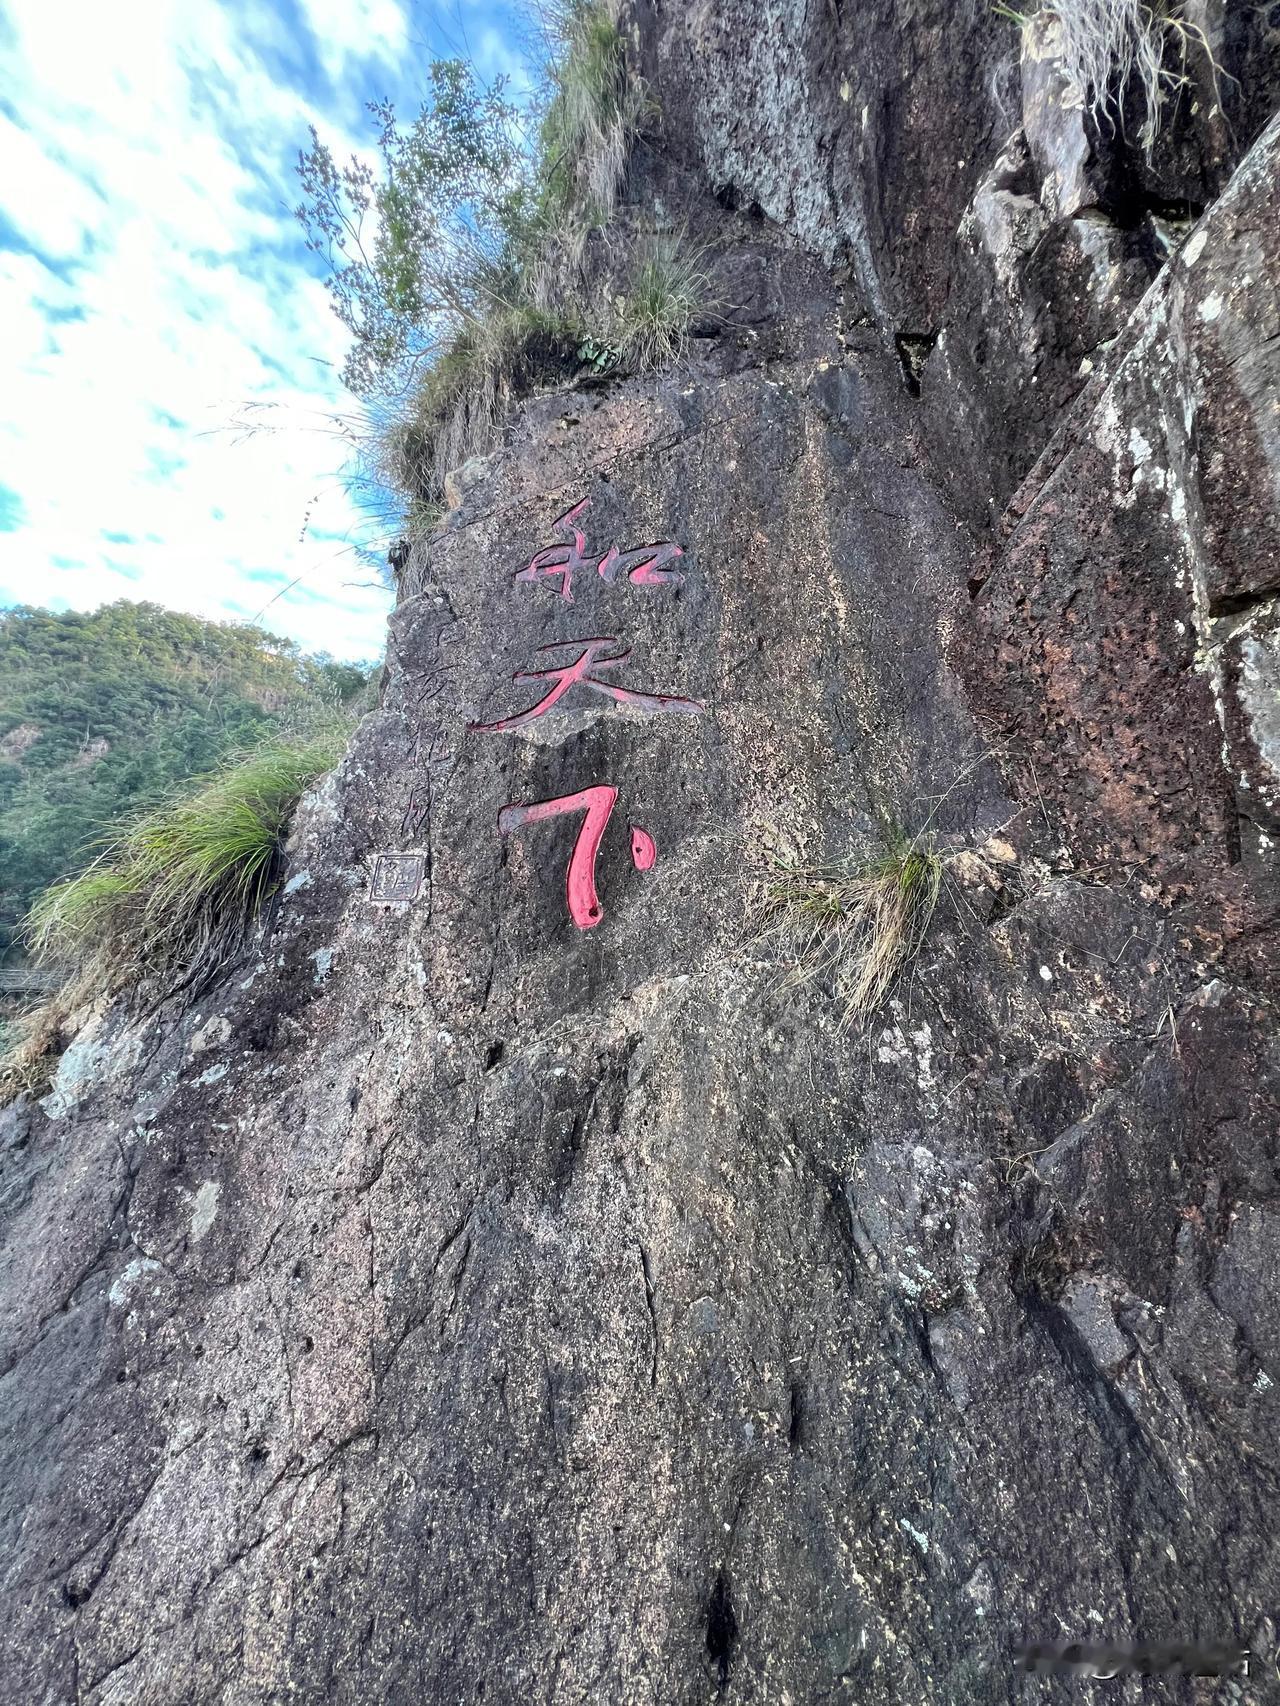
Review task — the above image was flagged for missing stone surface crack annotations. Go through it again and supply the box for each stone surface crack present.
[81,1637,144,1703]
[638,1243,660,1388]
[375,1198,478,1386]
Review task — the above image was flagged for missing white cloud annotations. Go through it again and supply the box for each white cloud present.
[294,0,411,83]
[473,23,537,96]
[0,0,411,661]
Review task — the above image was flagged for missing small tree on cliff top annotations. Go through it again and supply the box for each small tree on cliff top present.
[295,59,535,400]
[293,4,675,527]
[294,4,648,409]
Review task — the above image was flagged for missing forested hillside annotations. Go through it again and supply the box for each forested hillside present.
[0,602,368,956]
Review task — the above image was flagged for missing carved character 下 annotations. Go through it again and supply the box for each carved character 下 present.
[498,787,658,929]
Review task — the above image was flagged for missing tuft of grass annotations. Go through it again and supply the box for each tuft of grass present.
[757,829,944,1026]
[1001,0,1226,155]
[334,3,669,530]
[382,302,582,510]
[25,727,349,1004]
[374,6,657,517]
[538,0,650,227]
[0,1001,71,1108]
[613,235,709,371]
[384,229,710,515]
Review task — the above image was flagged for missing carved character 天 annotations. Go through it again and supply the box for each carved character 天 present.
[469,637,701,732]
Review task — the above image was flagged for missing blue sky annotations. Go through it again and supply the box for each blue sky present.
[0,0,528,662]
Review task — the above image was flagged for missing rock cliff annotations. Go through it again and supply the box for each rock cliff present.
[4,5,1280,1701]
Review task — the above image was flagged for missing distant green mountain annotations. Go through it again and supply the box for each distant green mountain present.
[0,601,370,958]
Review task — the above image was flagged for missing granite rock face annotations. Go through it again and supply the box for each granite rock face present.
[965,115,1280,925]
[4,9,1280,1706]
[639,0,1279,518]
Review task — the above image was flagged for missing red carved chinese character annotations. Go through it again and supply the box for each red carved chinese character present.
[513,498,685,602]
[469,638,701,733]
[513,499,594,603]
[498,786,657,929]
[630,825,657,869]
[596,541,685,588]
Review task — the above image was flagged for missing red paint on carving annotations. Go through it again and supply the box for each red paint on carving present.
[515,542,578,602]
[469,637,702,732]
[498,785,618,929]
[513,498,592,602]
[630,825,657,870]
[515,497,686,599]
[617,541,685,588]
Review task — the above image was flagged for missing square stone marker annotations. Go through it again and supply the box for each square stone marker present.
[369,852,426,904]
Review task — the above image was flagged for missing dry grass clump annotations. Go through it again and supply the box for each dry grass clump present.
[24,727,348,1009]
[0,1001,72,1107]
[381,230,710,519]
[369,2,659,523]
[538,0,651,227]
[757,830,944,1026]
[1001,0,1225,154]
[381,303,582,516]
[304,1,691,547]
[612,235,709,370]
